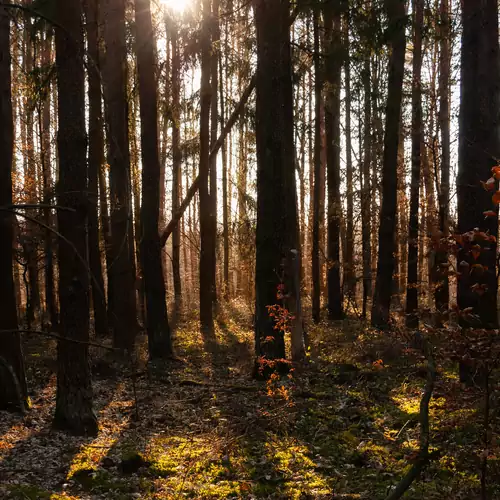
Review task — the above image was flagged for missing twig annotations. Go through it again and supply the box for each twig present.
[386,337,437,500]
[395,419,411,439]
[0,329,116,351]
[0,204,75,212]
[481,362,491,500]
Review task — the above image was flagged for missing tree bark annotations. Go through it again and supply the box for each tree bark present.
[457,0,499,336]
[171,18,182,313]
[134,0,172,359]
[0,0,28,412]
[199,0,214,336]
[102,0,137,351]
[434,0,450,314]
[324,0,343,320]
[371,0,406,329]
[23,17,40,328]
[84,0,108,337]
[361,54,372,319]
[53,0,98,435]
[344,7,355,301]
[209,0,220,307]
[254,0,303,369]
[312,8,325,323]
[40,28,58,332]
[406,0,423,328]
[220,42,230,301]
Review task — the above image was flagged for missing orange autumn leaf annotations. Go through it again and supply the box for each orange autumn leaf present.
[492,166,500,180]
[492,191,500,205]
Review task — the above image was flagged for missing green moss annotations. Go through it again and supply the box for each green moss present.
[7,484,52,499]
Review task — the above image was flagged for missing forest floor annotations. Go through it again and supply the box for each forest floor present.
[0,301,499,499]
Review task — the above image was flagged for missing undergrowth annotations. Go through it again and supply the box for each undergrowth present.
[0,301,498,499]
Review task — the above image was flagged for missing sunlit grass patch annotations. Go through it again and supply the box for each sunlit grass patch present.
[260,436,333,498]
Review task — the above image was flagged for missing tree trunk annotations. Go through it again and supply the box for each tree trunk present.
[0,0,28,412]
[361,55,372,319]
[324,0,343,320]
[434,0,450,314]
[199,0,214,337]
[406,0,423,328]
[130,91,146,328]
[171,19,182,313]
[220,44,230,301]
[84,0,108,337]
[344,7,355,301]
[371,0,406,329]
[103,0,137,351]
[41,29,58,331]
[135,0,172,359]
[53,0,98,435]
[312,7,323,323]
[209,0,220,308]
[23,17,40,328]
[457,0,499,331]
[96,3,113,326]
[254,0,303,371]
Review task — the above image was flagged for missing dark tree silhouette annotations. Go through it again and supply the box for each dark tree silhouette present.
[0,0,28,412]
[53,0,98,435]
[135,0,173,358]
[406,0,423,328]
[371,0,406,329]
[457,0,499,382]
[254,0,302,369]
[324,0,343,320]
[103,0,138,350]
[84,0,108,337]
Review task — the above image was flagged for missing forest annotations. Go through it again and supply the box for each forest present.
[0,0,499,498]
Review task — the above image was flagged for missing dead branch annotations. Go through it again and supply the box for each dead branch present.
[386,337,437,500]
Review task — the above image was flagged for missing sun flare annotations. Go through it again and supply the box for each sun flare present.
[160,0,191,14]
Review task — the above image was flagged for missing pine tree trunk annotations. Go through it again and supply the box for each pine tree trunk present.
[371,0,407,329]
[170,19,182,314]
[23,18,40,327]
[199,0,214,337]
[344,8,355,301]
[103,0,138,351]
[135,0,172,359]
[398,127,408,307]
[130,92,146,328]
[84,0,108,337]
[53,0,98,435]
[361,55,372,319]
[434,0,450,314]
[209,0,219,308]
[41,29,58,331]
[220,43,230,301]
[312,7,323,323]
[324,0,343,320]
[457,0,499,330]
[0,1,28,412]
[254,0,303,370]
[406,0,423,328]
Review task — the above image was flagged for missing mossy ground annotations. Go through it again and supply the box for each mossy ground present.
[0,301,499,498]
